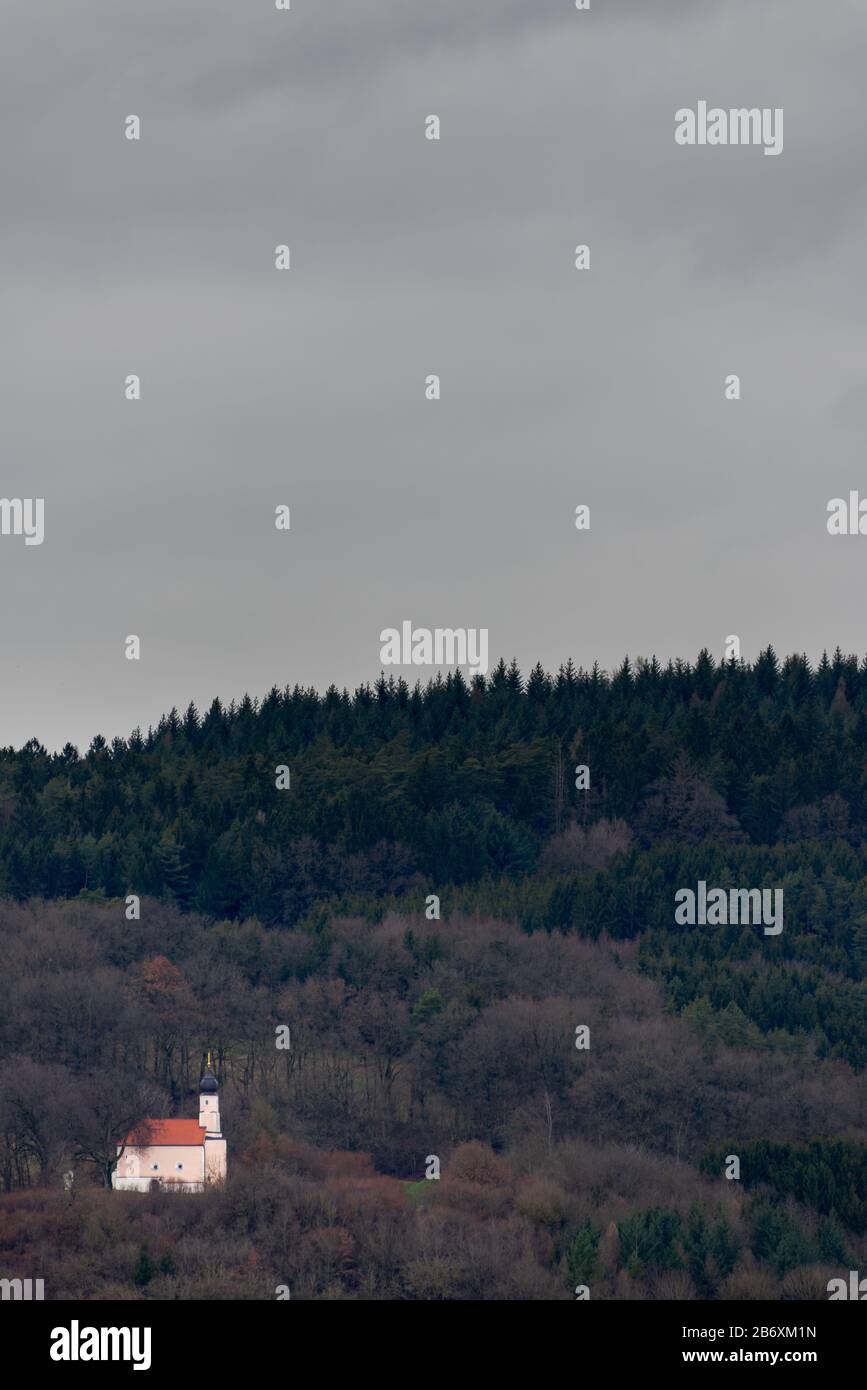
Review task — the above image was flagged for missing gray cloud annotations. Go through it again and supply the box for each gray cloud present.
[0,0,865,748]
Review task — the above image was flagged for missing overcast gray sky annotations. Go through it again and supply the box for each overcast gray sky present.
[1,0,865,750]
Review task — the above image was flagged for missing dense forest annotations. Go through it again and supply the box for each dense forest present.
[1,648,866,1298]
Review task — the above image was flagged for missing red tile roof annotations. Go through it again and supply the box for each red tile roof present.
[125,1119,206,1148]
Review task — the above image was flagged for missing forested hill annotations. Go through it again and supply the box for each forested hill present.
[2,647,867,926]
[1,646,867,1292]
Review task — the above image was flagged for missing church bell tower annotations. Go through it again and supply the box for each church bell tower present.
[199,1051,228,1184]
[199,1052,221,1136]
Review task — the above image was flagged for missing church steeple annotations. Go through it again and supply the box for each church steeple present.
[199,1053,221,1135]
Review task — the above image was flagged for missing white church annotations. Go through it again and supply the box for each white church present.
[112,1056,227,1193]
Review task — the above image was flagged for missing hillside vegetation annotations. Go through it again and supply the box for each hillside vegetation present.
[1,649,865,1298]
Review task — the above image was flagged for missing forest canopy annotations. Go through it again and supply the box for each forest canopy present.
[1,647,866,1299]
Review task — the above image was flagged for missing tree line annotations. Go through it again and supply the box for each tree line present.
[2,646,867,916]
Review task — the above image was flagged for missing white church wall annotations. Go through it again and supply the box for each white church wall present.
[113,1143,205,1189]
[204,1136,227,1183]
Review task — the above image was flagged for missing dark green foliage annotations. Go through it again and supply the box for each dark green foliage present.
[748,1202,817,1275]
[618,1206,682,1276]
[132,1243,154,1287]
[701,1140,867,1232]
[683,1205,740,1296]
[566,1220,600,1284]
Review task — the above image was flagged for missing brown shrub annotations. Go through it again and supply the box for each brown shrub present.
[445,1142,512,1189]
